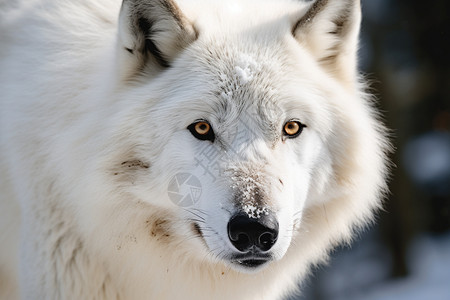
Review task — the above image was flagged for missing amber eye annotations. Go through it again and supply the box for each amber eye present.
[188,121,215,142]
[195,122,210,134]
[283,121,305,138]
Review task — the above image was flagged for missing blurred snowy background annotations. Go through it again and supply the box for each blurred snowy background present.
[290,0,450,299]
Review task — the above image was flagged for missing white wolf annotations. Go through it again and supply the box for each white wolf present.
[0,0,390,299]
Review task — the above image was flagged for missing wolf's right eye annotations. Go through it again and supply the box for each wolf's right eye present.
[188,121,215,142]
[283,120,305,138]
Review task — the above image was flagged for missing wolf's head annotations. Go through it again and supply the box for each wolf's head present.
[103,0,388,275]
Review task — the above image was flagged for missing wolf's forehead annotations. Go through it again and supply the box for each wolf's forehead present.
[197,43,287,116]
[216,52,263,100]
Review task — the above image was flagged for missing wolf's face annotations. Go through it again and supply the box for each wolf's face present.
[152,46,325,271]
[108,0,384,274]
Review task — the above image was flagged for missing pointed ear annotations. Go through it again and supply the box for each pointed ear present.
[118,0,197,73]
[293,0,361,86]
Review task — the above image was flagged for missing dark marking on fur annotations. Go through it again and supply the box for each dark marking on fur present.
[123,0,197,69]
[121,159,150,169]
[293,0,329,33]
[160,0,184,25]
[125,47,134,54]
[135,17,170,68]
[112,159,151,180]
[192,223,203,237]
[191,223,209,248]
[147,217,172,242]
[293,0,355,37]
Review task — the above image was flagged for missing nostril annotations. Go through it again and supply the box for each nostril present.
[227,213,279,252]
[259,232,277,251]
[231,233,251,252]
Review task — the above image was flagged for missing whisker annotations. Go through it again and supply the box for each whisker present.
[187,218,206,224]
[183,208,206,221]
[189,208,208,216]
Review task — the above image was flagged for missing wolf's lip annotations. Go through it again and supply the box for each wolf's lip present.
[234,258,269,268]
[230,253,272,268]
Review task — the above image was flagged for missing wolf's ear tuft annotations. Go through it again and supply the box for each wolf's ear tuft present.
[293,0,361,86]
[118,0,197,71]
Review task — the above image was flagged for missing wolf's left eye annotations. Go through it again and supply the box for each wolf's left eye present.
[283,121,305,138]
[188,121,215,142]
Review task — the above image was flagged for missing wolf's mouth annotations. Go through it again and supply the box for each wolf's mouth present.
[230,253,272,269]
[233,258,269,268]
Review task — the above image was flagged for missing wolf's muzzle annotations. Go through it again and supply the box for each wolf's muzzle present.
[227,213,278,252]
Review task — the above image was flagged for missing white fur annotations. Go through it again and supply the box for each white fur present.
[0,0,389,299]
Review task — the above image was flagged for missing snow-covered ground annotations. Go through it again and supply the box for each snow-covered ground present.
[291,230,450,300]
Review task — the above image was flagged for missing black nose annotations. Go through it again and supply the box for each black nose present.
[227,213,279,252]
